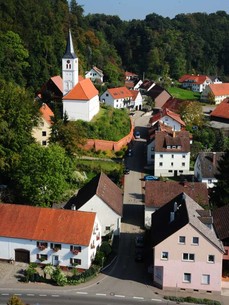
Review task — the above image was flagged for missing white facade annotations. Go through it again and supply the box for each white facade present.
[159,115,182,131]
[78,195,121,236]
[131,91,143,110]
[0,217,101,270]
[100,91,132,109]
[145,206,157,229]
[85,68,103,83]
[154,151,190,177]
[63,95,100,121]
[62,57,78,96]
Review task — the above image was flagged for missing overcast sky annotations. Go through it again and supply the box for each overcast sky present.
[75,0,228,20]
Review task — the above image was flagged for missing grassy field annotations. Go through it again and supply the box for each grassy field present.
[168,86,200,100]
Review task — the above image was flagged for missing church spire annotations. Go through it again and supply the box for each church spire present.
[62,29,78,95]
[63,29,77,59]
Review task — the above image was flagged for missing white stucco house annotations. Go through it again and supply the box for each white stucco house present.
[32,103,54,146]
[179,74,212,92]
[194,152,224,188]
[201,83,229,104]
[130,90,143,110]
[153,130,191,177]
[151,192,224,293]
[100,86,133,109]
[0,204,101,270]
[85,66,104,83]
[65,172,123,237]
[62,30,99,121]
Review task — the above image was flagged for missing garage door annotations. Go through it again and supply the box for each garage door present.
[15,249,30,263]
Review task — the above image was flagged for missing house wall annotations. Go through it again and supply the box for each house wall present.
[153,224,223,293]
[194,157,218,188]
[0,217,101,270]
[63,95,99,122]
[144,206,157,229]
[160,116,181,131]
[147,140,155,165]
[154,151,190,177]
[85,69,103,83]
[100,91,132,109]
[133,92,143,110]
[32,117,51,146]
[78,195,121,236]
[155,91,171,108]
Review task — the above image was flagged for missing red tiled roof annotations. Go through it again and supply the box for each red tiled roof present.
[210,98,229,119]
[51,76,63,93]
[154,130,190,152]
[63,78,98,100]
[149,108,185,126]
[108,87,132,99]
[145,181,209,208]
[209,83,229,96]
[0,203,96,246]
[125,71,138,78]
[131,90,139,101]
[179,74,210,85]
[39,103,54,125]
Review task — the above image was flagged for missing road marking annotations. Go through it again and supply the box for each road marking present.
[76,291,88,295]
[133,296,144,300]
[39,294,47,297]
[96,293,106,296]
[114,294,125,298]
[151,299,162,302]
[27,294,35,296]
[51,295,60,297]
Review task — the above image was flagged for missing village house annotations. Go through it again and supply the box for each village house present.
[151,193,224,293]
[0,204,101,270]
[62,30,100,121]
[144,180,209,229]
[129,89,143,110]
[194,152,224,188]
[201,83,229,104]
[100,86,133,109]
[64,172,123,237]
[149,108,186,131]
[210,98,229,124]
[179,74,212,92]
[152,130,190,177]
[146,84,172,108]
[32,103,54,146]
[85,66,104,83]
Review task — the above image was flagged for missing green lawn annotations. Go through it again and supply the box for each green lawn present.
[168,86,200,100]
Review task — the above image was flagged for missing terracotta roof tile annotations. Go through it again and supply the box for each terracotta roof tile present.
[154,130,190,152]
[39,103,54,125]
[108,87,133,99]
[212,204,229,240]
[145,181,209,208]
[179,74,210,85]
[209,83,229,96]
[63,78,98,100]
[210,98,229,119]
[51,76,63,93]
[0,204,95,246]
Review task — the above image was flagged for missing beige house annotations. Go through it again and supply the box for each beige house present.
[201,83,229,104]
[32,103,54,146]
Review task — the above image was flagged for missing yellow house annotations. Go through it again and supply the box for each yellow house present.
[32,103,54,146]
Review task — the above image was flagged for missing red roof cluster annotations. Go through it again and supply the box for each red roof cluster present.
[179,74,210,85]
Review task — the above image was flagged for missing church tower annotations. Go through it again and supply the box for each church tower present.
[62,30,78,95]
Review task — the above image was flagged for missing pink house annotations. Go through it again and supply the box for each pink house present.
[151,193,224,294]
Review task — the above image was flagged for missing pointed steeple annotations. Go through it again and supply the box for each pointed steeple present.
[63,30,77,59]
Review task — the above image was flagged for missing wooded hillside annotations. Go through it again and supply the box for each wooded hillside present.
[0,0,229,91]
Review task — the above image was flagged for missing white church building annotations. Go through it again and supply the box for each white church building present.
[62,30,100,121]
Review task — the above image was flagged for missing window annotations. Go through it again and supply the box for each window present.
[168,170,173,173]
[37,254,48,261]
[42,141,47,146]
[208,255,215,263]
[183,253,195,261]
[161,251,168,260]
[70,258,81,265]
[171,154,174,158]
[159,162,163,167]
[42,131,46,137]
[182,162,185,167]
[208,179,212,184]
[183,273,191,283]
[50,243,62,251]
[202,274,210,285]
[105,226,110,231]
[179,170,183,173]
[182,155,186,158]
[37,241,48,250]
[171,162,173,166]
[192,237,199,245]
[160,154,163,158]
[179,236,186,244]
[70,245,81,254]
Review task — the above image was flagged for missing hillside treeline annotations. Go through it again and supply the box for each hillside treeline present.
[1,0,229,92]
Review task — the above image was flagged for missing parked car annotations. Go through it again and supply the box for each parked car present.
[135,235,144,248]
[144,175,159,181]
[134,131,140,139]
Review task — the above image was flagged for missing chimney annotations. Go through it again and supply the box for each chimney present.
[212,152,216,167]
